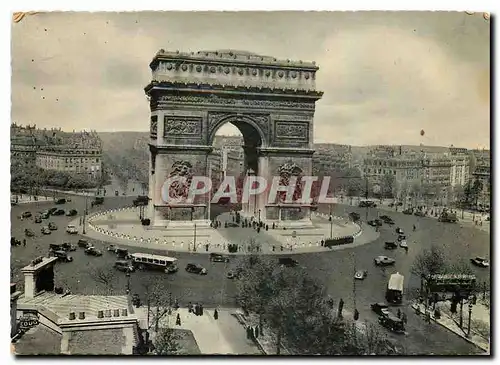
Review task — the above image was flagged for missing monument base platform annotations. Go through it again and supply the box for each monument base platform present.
[150,219,211,230]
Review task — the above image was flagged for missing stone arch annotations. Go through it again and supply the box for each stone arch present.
[208,113,268,148]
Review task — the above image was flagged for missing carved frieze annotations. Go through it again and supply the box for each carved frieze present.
[275,121,309,141]
[154,94,316,111]
[164,116,202,138]
[150,115,158,138]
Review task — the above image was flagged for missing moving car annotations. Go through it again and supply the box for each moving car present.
[78,239,92,249]
[25,228,35,237]
[185,263,207,275]
[66,225,78,234]
[209,253,230,263]
[114,260,135,273]
[399,240,408,248]
[21,211,32,218]
[378,314,405,334]
[133,195,149,207]
[359,200,377,208]
[379,215,394,225]
[116,248,132,260]
[61,242,77,251]
[402,209,413,215]
[41,211,50,219]
[384,241,398,250]
[279,257,299,267]
[49,244,63,252]
[91,197,105,207]
[470,257,489,268]
[52,250,73,262]
[371,302,390,317]
[52,209,65,216]
[41,227,51,235]
[414,210,426,217]
[374,256,396,266]
[397,235,406,242]
[34,216,42,223]
[48,207,58,215]
[66,209,78,216]
[349,212,361,222]
[85,246,103,256]
[55,198,67,204]
[354,270,368,280]
[227,268,243,280]
[48,222,58,231]
[395,227,404,235]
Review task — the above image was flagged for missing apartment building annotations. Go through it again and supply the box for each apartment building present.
[312,143,353,176]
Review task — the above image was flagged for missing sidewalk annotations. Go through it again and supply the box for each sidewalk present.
[411,301,490,353]
[11,195,54,204]
[134,307,259,354]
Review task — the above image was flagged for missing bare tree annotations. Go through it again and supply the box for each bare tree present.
[153,327,180,355]
[89,267,117,295]
[411,246,446,292]
[143,277,173,336]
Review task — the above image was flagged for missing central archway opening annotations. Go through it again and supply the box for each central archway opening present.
[209,118,264,219]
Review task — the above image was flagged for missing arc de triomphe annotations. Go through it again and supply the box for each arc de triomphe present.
[144,49,323,228]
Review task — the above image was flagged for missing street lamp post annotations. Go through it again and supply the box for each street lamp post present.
[467,302,473,338]
[258,209,261,223]
[193,223,197,252]
[329,204,333,239]
[126,272,131,294]
[82,193,89,234]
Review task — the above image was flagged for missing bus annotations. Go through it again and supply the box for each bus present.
[386,272,404,304]
[130,253,179,274]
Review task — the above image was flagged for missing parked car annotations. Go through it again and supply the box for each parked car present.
[278,257,299,267]
[354,270,368,280]
[49,244,62,252]
[55,198,67,204]
[185,263,207,275]
[41,211,50,219]
[41,227,51,235]
[34,216,42,223]
[21,211,32,218]
[25,228,35,237]
[52,209,65,216]
[114,260,135,273]
[66,225,78,234]
[66,209,78,216]
[52,250,73,262]
[384,241,398,250]
[61,242,77,251]
[85,246,103,256]
[470,257,489,268]
[78,239,92,249]
[378,314,405,334]
[374,256,396,266]
[210,253,230,263]
[370,302,390,317]
[48,222,58,231]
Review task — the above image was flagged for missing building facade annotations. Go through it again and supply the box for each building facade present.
[312,143,353,176]
[449,147,470,187]
[36,145,102,177]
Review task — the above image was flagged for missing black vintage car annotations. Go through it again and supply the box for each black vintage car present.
[133,196,149,207]
[48,207,58,215]
[11,237,21,246]
[34,216,42,223]
[379,215,394,225]
[185,263,207,275]
[52,209,65,216]
[85,247,103,256]
[209,253,230,263]
[91,197,104,207]
[48,222,58,231]
[78,239,92,249]
[370,302,390,317]
[21,211,32,218]
[384,241,398,250]
[52,250,73,262]
[55,198,66,204]
[379,314,405,334]
[279,257,299,267]
[66,209,78,217]
[61,242,77,251]
[25,229,35,237]
[349,212,361,222]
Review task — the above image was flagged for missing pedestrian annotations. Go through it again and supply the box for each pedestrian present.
[320,239,324,247]
[193,303,198,315]
[199,303,204,316]
[397,309,402,319]
[175,313,181,326]
[23,239,26,247]
[402,312,407,325]
[214,308,218,320]
[272,245,275,252]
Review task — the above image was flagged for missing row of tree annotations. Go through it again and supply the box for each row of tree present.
[234,253,398,355]
[10,161,107,192]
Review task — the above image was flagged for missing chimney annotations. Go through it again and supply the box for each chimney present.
[113,309,120,317]
[69,312,76,320]
[79,312,85,320]
[97,310,104,318]
[121,309,128,317]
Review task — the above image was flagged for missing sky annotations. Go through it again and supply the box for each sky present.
[11,11,490,148]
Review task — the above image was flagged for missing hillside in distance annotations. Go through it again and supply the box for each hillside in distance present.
[98,131,149,186]
[99,131,454,186]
